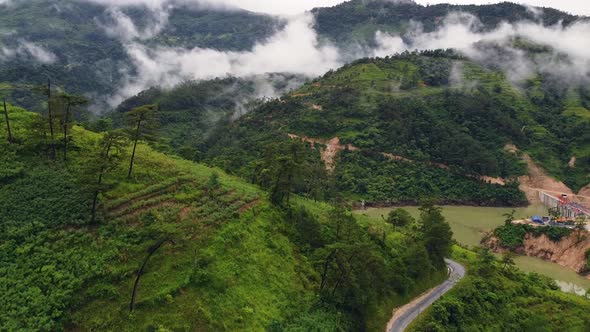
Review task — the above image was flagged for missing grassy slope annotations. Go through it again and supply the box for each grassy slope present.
[0,105,444,331]
[2,104,307,330]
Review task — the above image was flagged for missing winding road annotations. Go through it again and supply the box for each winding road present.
[387,259,466,332]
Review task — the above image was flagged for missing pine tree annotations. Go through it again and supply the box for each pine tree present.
[125,104,158,179]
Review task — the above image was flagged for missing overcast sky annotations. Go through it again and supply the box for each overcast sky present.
[224,0,590,16]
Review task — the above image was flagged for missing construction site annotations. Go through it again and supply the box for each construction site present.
[515,191,590,230]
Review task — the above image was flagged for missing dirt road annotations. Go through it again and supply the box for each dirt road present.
[387,259,466,332]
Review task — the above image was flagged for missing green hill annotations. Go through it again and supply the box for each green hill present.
[0,104,451,331]
[168,51,586,205]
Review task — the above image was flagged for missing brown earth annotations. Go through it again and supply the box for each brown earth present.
[503,144,589,204]
[238,199,261,214]
[291,93,312,98]
[288,134,358,171]
[485,231,590,278]
[381,152,412,163]
[286,138,589,202]
[579,185,590,197]
[517,154,575,204]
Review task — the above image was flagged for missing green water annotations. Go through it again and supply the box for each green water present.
[357,205,590,295]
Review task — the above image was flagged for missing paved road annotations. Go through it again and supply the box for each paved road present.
[388,259,466,332]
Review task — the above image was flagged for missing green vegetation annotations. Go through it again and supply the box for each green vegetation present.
[335,150,526,205]
[0,0,281,109]
[170,51,587,205]
[113,75,304,158]
[410,245,590,331]
[493,223,573,249]
[2,2,590,329]
[584,249,590,273]
[313,0,579,46]
[1,0,581,110]
[0,104,454,331]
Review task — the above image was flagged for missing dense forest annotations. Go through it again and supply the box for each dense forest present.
[1,0,585,109]
[313,0,581,46]
[0,0,282,109]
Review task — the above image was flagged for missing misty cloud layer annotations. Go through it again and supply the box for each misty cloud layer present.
[109,12,341,106]
[373,12,590,85]
[0,40,57,64]
[47,0,590,107]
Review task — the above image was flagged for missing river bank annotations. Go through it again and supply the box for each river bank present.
[356,205,590,295]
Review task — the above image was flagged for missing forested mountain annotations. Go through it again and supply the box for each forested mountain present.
[2,1,590,330]
[1,0,585,110]
[313,0,581,46]
[0,0,281,108]
[112,74,307,155]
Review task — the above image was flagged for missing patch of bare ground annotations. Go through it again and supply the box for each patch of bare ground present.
[291,93,312,98]
[116,200,177,220]
[288,134,358,171]
[381,153,412,163]
[107,181,187,216]
[503,144,588,204]
[179,206,193,220]
[579,185,590,198]
[480,176,506,185]
[568,155,576,168]
[518,154,574,203]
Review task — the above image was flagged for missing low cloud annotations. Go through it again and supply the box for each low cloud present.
[85,1,590,107]
[373,12,590,85]
[109,12,341,106]
[97,6,169,41]
[1,40,57,64]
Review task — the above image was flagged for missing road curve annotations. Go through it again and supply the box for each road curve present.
[387,259,466,332]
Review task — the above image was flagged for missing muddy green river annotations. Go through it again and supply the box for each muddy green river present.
[357,205,590,295]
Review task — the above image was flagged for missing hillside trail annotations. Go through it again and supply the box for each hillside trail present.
[386,259,466,332]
